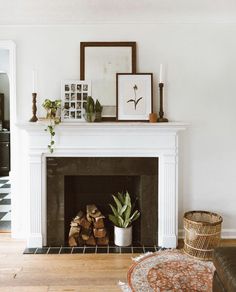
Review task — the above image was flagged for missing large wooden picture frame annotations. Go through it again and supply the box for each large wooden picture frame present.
[80,42,136,119]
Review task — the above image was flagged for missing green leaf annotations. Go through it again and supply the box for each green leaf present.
[119,204,127,216]
[118,215,124,227]
[117,192,125,205]
[108,214,119,226]
[109,204,119,217]
[125,191,131,208]
[124,205,131,222]
[124,220,130,228]
[130,210,140,223]
[112,195,122,213]
[132,212,140,222]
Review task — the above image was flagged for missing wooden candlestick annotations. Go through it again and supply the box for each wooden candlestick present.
[29,93,38,122]
[157,83,168,122]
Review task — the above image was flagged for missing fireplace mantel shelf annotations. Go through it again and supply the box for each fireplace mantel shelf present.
[17,121,187,132]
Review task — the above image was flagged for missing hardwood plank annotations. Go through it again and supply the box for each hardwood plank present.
[0,234,235,291]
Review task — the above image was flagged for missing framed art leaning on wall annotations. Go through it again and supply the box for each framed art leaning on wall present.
[80,42,136,119]
[116,73,153,121]
[61,80,91,122]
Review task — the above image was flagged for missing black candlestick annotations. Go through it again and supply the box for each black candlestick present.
[29,93,38,122]
[157,83,168,122]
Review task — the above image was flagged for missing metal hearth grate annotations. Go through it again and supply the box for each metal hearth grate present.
[23,245,162,254]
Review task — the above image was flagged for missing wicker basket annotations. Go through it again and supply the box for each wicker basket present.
[183,211,223,260]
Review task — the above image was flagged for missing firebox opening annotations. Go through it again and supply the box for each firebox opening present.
[46,157,158,247]
[64,175,141,244]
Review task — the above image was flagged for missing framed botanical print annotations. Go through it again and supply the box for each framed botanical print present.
[116,73,153,121]
[61,80,91,122]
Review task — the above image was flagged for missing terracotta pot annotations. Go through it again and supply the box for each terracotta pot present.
[149,113,157,123]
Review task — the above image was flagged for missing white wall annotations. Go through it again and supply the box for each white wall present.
[0,22,236,238]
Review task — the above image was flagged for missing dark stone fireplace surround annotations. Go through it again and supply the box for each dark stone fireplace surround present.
[46,157,158,247]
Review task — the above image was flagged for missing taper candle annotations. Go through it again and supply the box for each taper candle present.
[32,69,37,93]
[159,64,163,83]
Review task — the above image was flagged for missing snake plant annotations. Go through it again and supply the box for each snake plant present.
[109,191,140,228]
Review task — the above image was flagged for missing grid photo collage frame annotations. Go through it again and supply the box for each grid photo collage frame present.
[61,80,91,122]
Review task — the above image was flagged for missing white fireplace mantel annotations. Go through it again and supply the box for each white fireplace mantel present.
[20,121,186,248]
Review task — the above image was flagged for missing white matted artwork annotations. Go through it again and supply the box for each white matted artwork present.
[61,80,91,122]
[116,73,153,121]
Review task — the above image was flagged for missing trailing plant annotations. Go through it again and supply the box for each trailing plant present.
[42,99,61,153]
[109,191,140,228]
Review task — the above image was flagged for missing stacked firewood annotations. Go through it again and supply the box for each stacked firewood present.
[68,204,109,247]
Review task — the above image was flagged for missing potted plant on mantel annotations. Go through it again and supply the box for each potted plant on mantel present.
[42,99,61,153]
[83,96,103,122]
[109,191,140,247]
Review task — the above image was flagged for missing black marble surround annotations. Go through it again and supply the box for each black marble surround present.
[47,157,158,246]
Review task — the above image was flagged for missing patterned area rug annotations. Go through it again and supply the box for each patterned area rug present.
[120,249,215,292]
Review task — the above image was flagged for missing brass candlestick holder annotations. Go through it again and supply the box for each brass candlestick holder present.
[29,93,38,122]
[157,82,168,122]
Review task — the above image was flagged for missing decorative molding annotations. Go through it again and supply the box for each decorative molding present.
[1,20,236,27]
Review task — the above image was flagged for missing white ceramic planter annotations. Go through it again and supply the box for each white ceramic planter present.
[114,225,132,246]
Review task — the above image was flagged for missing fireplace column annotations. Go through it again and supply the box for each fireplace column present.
[158,151,178,248]
[27,153,43,247]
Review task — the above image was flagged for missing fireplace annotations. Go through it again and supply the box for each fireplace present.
[47,157,158,246]
[22,122,186,248]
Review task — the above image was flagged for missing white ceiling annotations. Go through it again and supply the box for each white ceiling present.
[0,0,236,24]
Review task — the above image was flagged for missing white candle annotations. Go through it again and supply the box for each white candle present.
[32,70,37,93]
[159,64,163,83]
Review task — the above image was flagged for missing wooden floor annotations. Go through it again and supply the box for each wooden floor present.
[0,234,235,292]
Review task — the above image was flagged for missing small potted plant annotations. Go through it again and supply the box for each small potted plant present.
[109,191,140,246]
[42,99,61,153]
[83,96,96,122]
[84,96,103,122]
[95,99,103,122]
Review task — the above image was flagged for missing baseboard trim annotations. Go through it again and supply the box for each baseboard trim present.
[178,229,236,239]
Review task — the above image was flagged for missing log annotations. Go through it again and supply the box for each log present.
[68,236,77,247]
[97,235,109,246]
[73,210,85,225]
[93,228,106,238]
[86,235,96,246]
[70,221,79,227]
[77,237,85,246]
[93,216,105,229]
[86,204,101,219]
[69,205,109,246]
[81,227,92,241]
[68,225,81,247]
[79,217,91,229]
